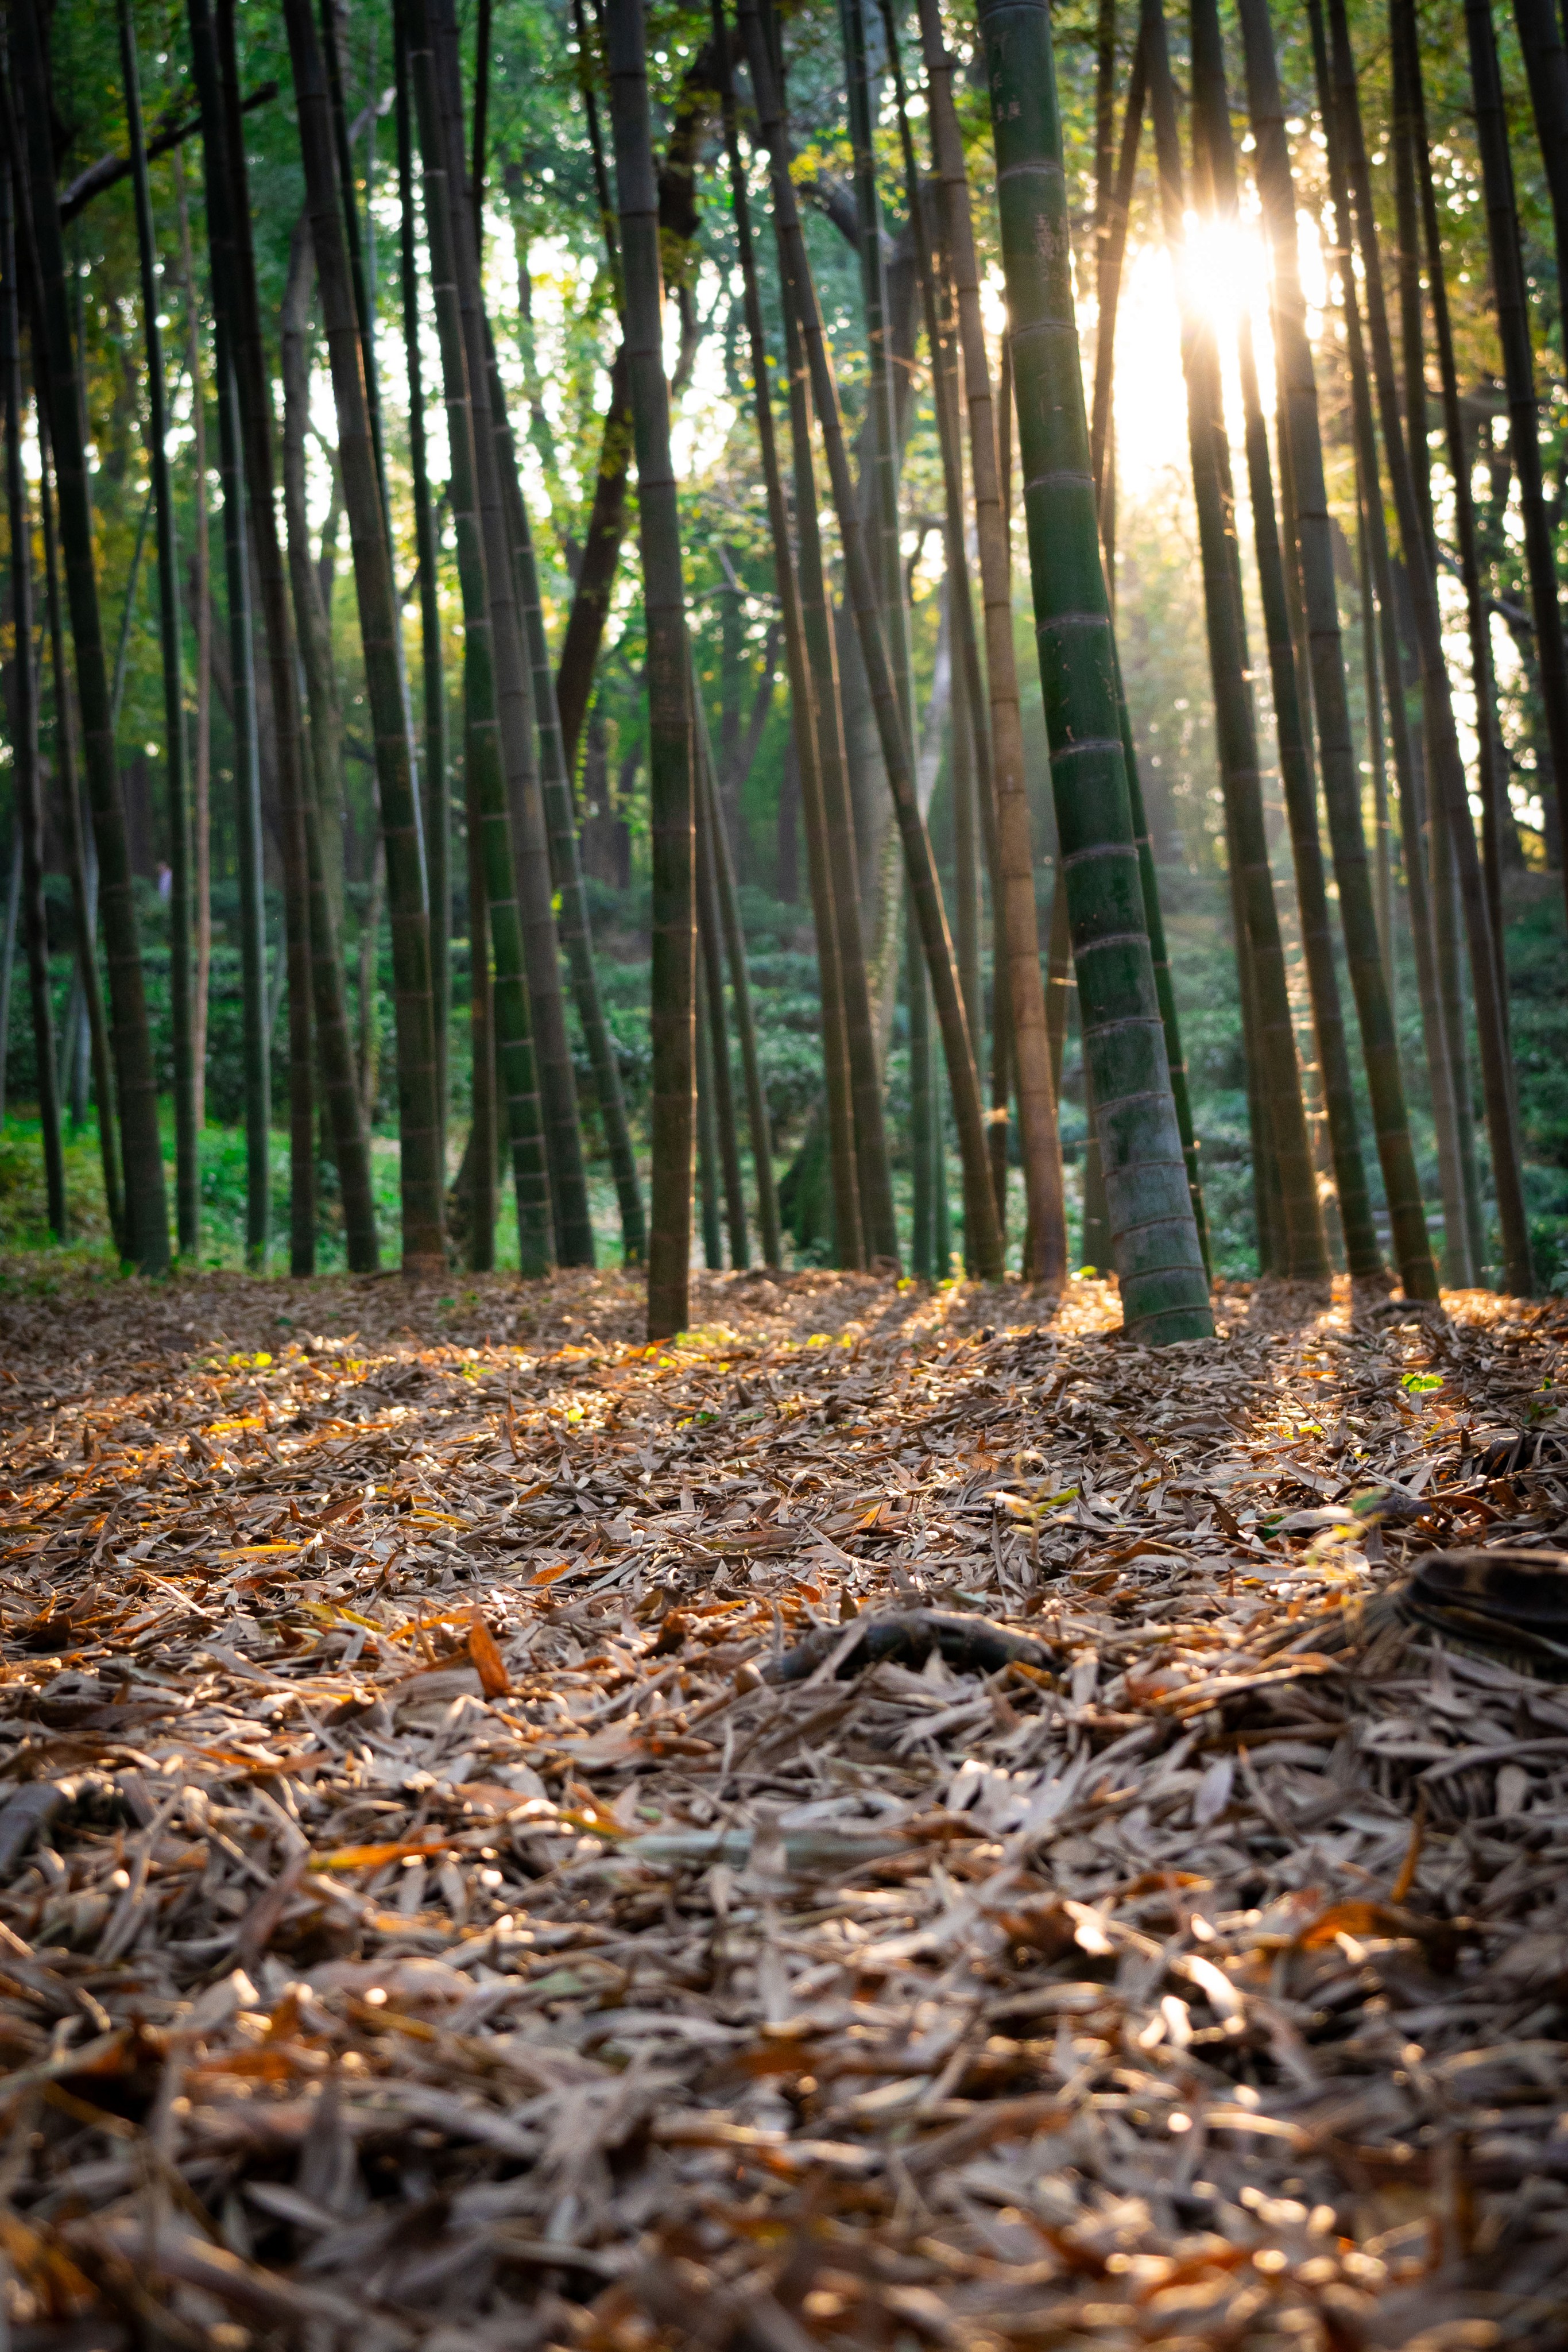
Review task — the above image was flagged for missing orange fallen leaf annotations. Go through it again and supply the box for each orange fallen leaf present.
[468,1612,513,1696]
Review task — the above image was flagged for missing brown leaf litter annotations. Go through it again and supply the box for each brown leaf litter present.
[0,1263,1565,2351]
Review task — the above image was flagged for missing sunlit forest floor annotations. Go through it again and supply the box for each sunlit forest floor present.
[0,1259,1565,2347]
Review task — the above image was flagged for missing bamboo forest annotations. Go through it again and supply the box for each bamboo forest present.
[3,0,1568,2340]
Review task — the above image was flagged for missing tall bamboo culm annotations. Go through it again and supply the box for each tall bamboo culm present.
[978,0,1212,1340]
[1236,0,1437,1301]
[9,0,168,1271]
[605,0,696,1339]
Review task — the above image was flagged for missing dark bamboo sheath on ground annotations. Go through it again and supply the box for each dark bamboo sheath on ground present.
[1078,38,1209,1270]
[1326,0,1534,1297]
[740,0,1004,1283]
[199,0,315,1274]
[977,0,1211,1339]
[714,0,860,1275]
[1512,0,1568,381]
[1149,0,1326,1282]
[1466,0,1568,939]
[119,0,195,1255]
[1399,0,1509,1011]
[37,433,120,1243]
[406,0,550,1275]
[1236,0,1437,1301]
[484,317,644,1268]
[430,0,589,1268]
[8,0,167,1271]
[1235,305,1381,1276]
[1,177,64,1237]
[605,0,696,1339]
[1306,0,1466,1285]
[916,0,1067,1286]
[284,0,446,1277]
[397,18,450,1143]
[213,331,270,1269]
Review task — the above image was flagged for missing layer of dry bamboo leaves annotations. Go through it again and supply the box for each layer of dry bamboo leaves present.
[0,1266,1566,2350]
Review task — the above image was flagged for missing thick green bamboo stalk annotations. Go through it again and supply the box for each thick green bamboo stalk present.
[741,0,1004,1283]
[978,0,1211,1337]
[38,429,121,1245]
[1170,0,1326,1282]
[9,0,167,1271]
[1236,0,1437,1301]
[396,8,450,1146]
[120,0,195,1256]
[700,725,781,1267]
[913,0,1067,1286]
[1467,0,1568,937]
[406,0,551,1275]
[319,0,391,524]
[285,0,446,1277]
[713,0,857,1274]
[1326,0,1533,1295]
[605,0,696,1339]
[484,316,645,1266]
[429,0,589,1268]
[1,178,63,1236]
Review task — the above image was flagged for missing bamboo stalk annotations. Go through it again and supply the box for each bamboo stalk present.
[740,0,1004,1282]
[914,0,1067,1286]
[172,148,212,1143]
[977,0,1211,1337]
[700,721,782,1267]
[713,0,855,1275]
[120,0,195,1255]
[695,698,748,1270]
[1,171,64,1236]
[1325,0,1532,1295]
[1237,0,1438,1302]
[604,0,696,1339]
[405,0,551,1276]
[8,0,168,1271]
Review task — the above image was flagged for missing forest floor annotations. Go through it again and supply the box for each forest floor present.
[0,1262,1565,2351]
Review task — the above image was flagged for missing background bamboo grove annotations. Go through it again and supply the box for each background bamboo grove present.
[2,0,1568,1339]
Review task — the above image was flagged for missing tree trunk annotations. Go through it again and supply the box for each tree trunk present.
[1176,0,1327,1283]
[319,0,392,523]
[405,0,551,1275]
[1,172,64,1236]
[120,0,196,1256]
[1090,32,1146,544]
[741,0,1004,1283]
[713,0,860,1271]
[1326,0,1533,1295]
[0,837,17,1133]
[485,315,644,1266]
[915,0,1067,1285]
[430,0,589,1268]
[396,22,449,1150]
[1236,301,1381,1276]
[1358,513,1393,985]
[695,701,748,1268]
[172,147,212,1141]
[1512,0,1568,327]
[605,0,696,1339]
[1400,0,1512,1013]
[1468,0,1568,938]
[280,220,349,934]
[700,717,782,1266]
[977,0,1211,1338]
[1237,0,1438,1301]
[9,0,168,1270]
